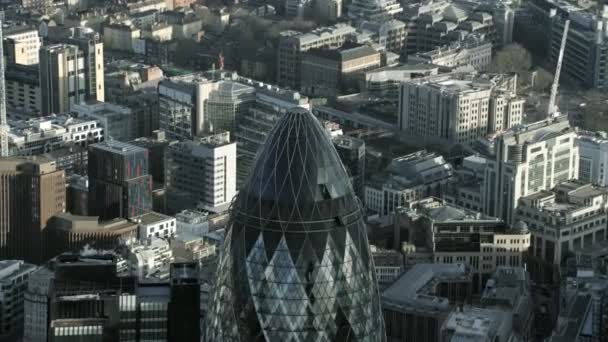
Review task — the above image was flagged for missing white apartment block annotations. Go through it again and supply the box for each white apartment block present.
[165,132,237,213]
[515,181,608,266]
[4,27,42,65]
[576,130,608,186]
[398,74,523,144]
[132,211,177,240]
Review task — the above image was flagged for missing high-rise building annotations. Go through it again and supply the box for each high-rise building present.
[165,132,236,213]
[39,44,86,115]
[206,108,385,340]
[3,26,42,66]
[0,260,36,342]
[68,27,104,103]
[158,74,255,140]
[576,130,608,186]
[0,24,8,158]
[88,141,152,220]
[0,157,66,262]
[5,63,41,116]
[398,73,524,144]
[332,135,365,199]
[167,262,200,341]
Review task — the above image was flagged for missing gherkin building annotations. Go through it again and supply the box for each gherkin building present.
[206,108,386,341]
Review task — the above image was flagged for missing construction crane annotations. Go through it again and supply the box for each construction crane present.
[547,19,570,118]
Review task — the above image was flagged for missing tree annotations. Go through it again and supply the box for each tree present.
[488,43,533,74]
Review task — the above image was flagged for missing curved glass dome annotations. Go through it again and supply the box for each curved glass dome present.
[206,108,386,341]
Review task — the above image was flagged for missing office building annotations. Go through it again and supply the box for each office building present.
[88,141,152,220]
[5,63,41,116]
[0,26,8,158]
[408,36,492,71]
[42,143,88,175]
[483,116,579,223]
[66,175,89,215]
[7,115,102,156]
[371,246,404,285]
[127,238,174,280]
[0,157,65,262]
[285,0,312,17]
[301,44,382,97]
[347,0,403,23]
[103,23,140,52]
[72,101,134,141]
[382,263,473,342]
[480,266,534,341]
[39,44,86,115]
[441,306,515,341]
[233,79,310,187]
[0,260,36,342]
[130,131,173,185]
[398,73,524,144]
[401,197,531,291]
[132,211,176,240]
[206,108,385,340]
[45,213,138,259]
[576,130,608,186]
[168,262,200,341]
[332,135,365,199]
[314,0,342,22]
[3,26,42,66]
[158,74,255,140]
[516,181,608,267]
[365,150,453,217]
[165,132,236,213]
[22,252,197,342]
[277,24,357,89]
[68,27,104,103]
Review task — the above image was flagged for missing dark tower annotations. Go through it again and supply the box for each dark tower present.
[206,108,385,341]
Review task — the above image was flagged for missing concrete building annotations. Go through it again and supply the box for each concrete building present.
[88,141,152,220]
[483,115,579,223]
[39,44,86,115]
[516,181,608,267]
[277,24,357,89]
[42,143,88,176]
[127,0,167,13]
[68,27,104,103]
[285,0,312,17]
[408,36,492,71]
[45,214,138,259]
[5,64,41,116]
[370,246,404,285]
[576,130,608,186]
[103,23,140,52]
[7,115,102,156]
[398,73,523,144]
[175,209,209,235]
[0,260,36,342]
[441,306,515,341]
[130,131,173,185]
[132,211,176,240]
[0,157,65,262]
[3,26,42,66]
[332,135,365,199]
[301,44,382,97]
[128,238,174,280]
[72,101,134,142]
[165,132,236,213]
[347,0,403,23]
[16,0,52,12]
[158,74,255,140]
[381,263,473,342]
[314,0,342,23]
[402,197,531,291]
[365,150,453,217]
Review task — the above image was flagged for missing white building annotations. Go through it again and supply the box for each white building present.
[576,130,608,186]
[4,26,42,66]
[483,115,579,223]
[166,132,237,213]
[365,150,453,216]
[347,0,403,23]
[103,23,141,52]
[0,260,36,341]
[132,211,177,240]
[128,238,174,280]
[515,181,608,265]
[71,101,134,141]
[398,73,523,144]
[408,36,492,71]
[7,115,102,156]
[175,209,210,236]
[170,234,217,263]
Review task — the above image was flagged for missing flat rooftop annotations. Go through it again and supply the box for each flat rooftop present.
[90,140,146,155]
[132,211,173,225]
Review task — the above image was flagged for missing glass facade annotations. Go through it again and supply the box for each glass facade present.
[207,108,385,341]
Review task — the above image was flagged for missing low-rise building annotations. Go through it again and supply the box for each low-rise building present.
[132,211,176,240]
[408,36,492,71]
[72,101,134,141]
[127,238,174,280]
[365,150,453,217]
[371,246,404,286]
[103,23,140,52]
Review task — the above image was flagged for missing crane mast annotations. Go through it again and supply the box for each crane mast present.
[548,19,570,118]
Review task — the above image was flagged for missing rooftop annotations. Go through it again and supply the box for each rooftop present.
[132,211,174,226]
[90,140,146,155]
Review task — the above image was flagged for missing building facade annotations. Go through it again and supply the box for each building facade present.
[39,44,86,115]
[0,260,36,342]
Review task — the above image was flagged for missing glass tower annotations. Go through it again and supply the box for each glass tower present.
[206,108,385,341]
